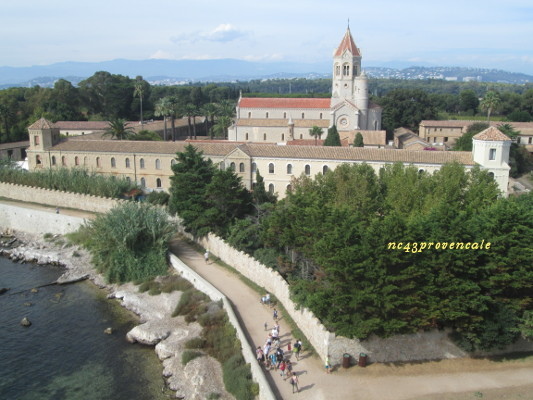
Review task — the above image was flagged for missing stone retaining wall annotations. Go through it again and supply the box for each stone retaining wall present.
[0,203,86,235]
[169,254,276,400]
[0,182,122,213]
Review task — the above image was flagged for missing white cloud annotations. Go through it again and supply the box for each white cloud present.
[171,23,245,45]
[149,50,174,60]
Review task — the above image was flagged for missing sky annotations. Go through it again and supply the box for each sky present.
[1,0,533,74]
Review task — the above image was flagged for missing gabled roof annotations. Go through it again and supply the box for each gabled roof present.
[473,126,511,141]
[235,118,330,129]
[334,28,360,57]
[239,97,330,109]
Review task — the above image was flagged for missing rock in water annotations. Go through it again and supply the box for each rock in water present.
[20,317,31,327]
[0,287,10,295]
[104,327,113,335]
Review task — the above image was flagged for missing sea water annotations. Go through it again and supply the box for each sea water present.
[0,257,172,400]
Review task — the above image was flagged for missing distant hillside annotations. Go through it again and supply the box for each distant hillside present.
[0,58,531,88]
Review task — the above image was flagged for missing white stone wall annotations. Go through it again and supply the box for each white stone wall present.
[0,203,86,235]
[169,254,276,400]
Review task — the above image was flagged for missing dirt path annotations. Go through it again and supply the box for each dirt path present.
[169,237,533,400]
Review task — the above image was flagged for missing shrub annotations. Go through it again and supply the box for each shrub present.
[81,202,176,283]
[185,337,206,349]
[181,350,203,365]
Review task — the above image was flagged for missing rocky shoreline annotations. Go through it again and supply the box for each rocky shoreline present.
[0,230,232,400]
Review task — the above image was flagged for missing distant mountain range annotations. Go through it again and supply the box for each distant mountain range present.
[1,58,532,89]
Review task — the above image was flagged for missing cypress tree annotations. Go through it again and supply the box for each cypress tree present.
[324,125,341,146]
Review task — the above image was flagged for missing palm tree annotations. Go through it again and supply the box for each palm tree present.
[212,116,232,139]
[309,125,323,145]
[103,118,135,140]
[184,103,198,140]
[215,100,236,140]
[167,96,181,141]
[133,78,144,127]
[200,103,218,139]
[480,91,501,124]
[0,103,13,142]
[154,97,172,141]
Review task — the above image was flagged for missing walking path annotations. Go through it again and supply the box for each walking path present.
[2,198,532,399]
[169,237,533,400]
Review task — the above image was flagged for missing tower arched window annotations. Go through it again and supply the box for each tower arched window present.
[343,64,350,76]
[268,163,274,174]
[335,64,341,76]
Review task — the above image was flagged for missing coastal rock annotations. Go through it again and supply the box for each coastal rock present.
[126,321,171,345]
[0,287,9,295]
[104,327,113,335]
[155,323,202,360]
[20,317,31,327]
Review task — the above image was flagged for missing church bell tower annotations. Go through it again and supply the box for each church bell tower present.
[331,27,362,104]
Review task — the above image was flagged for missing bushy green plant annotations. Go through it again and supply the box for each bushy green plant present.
[81,202,176,283]
[146,190,170,206]
[181,350,203,365]
[185,337,206,349]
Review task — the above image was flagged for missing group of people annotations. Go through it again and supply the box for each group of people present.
[256,321,303,393]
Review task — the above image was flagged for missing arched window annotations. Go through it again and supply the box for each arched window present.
[245,132,249,140]
[305,165,311,175]
[300,134,303,139]
[266,112,269,118]
[62,156,66,166]
[34,135,40,145]
[283,112,287,119]
[268,163,275,174]
[239,163,245,172]
[268,183,274,194]
[488,172,495,179]
[155,159,161,169]
[320,113,323,119]
[323,165,329,174]
[251,162,257,173]
[335,64,340,76]
[248,112,252,118]
[281,133,285,141]
[219,161,225,170]
[171,159,176,167]
[75,156,79,166]
[140,158,145,169]
[343,64,350,76]
[301,113,305,119]
[156,178,162,188]
[125,158,130,168]
[83,156,87,166]
[111,157,116,168]
[51,156,56,166]
[96,157,101,167]
[230,162,236,171]
[287,164,293,174]
[36,155,41,165]
[140,178,146,187]
[263,133,267,141]
[286,184,292,193]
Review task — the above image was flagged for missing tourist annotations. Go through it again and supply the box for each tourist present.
[273,308,278,321]
[286,360,293,379]
[290,374,299,393]
[279,360,287,377]
[204,249,209,263]
[325,355,331,374]
[264,321,268,331]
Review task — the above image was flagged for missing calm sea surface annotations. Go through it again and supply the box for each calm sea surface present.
[0,257,172,400]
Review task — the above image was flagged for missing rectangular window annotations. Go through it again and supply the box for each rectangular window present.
[489,148,496,160]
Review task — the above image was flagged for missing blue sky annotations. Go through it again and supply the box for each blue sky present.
[2,0,533,74]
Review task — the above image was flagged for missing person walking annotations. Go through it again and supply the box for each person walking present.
[273,308,278,321]
[290,374,299,393]
[285,360,293,379]
[325,355,331,374]
[279,360,286,378]
[204,249,209,264]
[293,340,301,360]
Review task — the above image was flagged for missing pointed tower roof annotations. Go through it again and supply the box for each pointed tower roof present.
[334,27,360,57]
[473,126,511,141]
[28,117,55,130]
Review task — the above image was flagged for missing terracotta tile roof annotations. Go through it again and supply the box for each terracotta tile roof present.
[43,139,475,165]
[334,28,360,57]
[341,130,387,146]
[420,120,533,135]
[235,118,330,128]
[473,126,511,141]
[28,118,55,130]
[239,97,331,109]
[55,121,110,130]
[0,140,29,150]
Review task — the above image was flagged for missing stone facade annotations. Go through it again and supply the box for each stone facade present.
[228,28,383,145]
